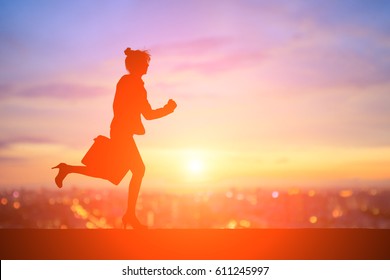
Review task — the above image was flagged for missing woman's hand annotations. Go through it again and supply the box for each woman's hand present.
[165,99,177,112]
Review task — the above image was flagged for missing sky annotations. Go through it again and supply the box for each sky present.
[1,0,390,191]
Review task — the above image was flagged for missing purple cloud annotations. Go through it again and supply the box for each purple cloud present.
[152,37,234,56]
[0,156,26,163]
[172,50,265,75]
[2,83,110,99]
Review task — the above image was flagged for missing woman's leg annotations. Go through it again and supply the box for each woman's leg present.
[126,159,145,217]
[123,137,146,228]
[52,163,103,188]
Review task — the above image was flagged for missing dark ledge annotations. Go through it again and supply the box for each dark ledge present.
[1,229,389,260]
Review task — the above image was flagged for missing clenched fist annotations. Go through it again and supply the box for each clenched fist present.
[165,99,177,112]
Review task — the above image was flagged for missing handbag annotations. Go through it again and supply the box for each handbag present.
[81,135,130,185]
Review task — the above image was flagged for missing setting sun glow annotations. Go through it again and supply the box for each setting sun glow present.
[187,158,204,175]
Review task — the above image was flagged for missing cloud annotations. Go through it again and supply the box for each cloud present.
[172,50,265,75]
[151,37,266,76]
[0,136,55,149]
[0,84,13,96]
[149,18,390,87]
[0,156,26,163]
[152,37,233,56]
[1,83,110,100]
[271,44,390,89]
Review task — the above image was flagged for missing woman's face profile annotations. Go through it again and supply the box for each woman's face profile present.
[132,60,149,76]
[140,61,149,75]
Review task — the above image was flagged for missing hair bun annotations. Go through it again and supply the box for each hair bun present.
[124,48,132,56]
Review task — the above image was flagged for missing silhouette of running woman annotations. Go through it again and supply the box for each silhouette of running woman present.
[52,48,177,229]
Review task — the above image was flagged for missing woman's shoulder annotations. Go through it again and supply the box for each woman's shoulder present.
[118,74,131,83]
[117,74,143,86]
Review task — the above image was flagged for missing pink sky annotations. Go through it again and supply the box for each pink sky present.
[1,1,390,190]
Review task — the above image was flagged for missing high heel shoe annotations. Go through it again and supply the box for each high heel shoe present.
[51,163,68,188]
[122,213,148,230]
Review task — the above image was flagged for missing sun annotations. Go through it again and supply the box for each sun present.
[187,158,204,175]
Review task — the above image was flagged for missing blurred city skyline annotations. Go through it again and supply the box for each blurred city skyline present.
[1,1,390,190]
[1,185,390,229]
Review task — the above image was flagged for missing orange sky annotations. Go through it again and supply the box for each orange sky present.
[1,1,390,191]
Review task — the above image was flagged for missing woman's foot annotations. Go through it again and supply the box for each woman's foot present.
[51,163,69,188]
[122,213,148,230]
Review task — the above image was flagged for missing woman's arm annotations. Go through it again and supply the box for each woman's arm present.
[142,99,177,120]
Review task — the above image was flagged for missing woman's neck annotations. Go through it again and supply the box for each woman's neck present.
[130,72,144,78]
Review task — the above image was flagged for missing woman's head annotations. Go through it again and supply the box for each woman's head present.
[124,48,151,76]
